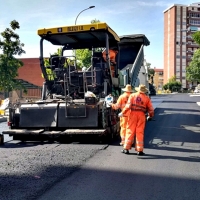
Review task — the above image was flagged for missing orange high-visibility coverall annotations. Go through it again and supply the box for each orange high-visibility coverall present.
[111,92,131,145]
[102,49,118,77]
[102,49,117,64]
[122,92,154,151]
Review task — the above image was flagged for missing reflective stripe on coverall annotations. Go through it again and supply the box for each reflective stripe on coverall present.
[111,92,131,144]
[122,92,154,151]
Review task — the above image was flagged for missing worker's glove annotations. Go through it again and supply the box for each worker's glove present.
[106,102,112,108]
[107,102,112,106]
[118,112,123,117]
[146,116,152,121]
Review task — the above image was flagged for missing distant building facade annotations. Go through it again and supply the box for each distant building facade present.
[164,2,200,89]
[18,58,43,87]
[153,68,164,91]
[4,58,44,101]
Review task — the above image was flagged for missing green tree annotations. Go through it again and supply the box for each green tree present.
[75,49,92,68]
[186,31,200,82]
[168,75,176,83]
[146,62,155,84]
[163,76,182,92]
[186,49,200,82]
[90,19,100,24]
[192,31,200,45]
[0,20,26,92]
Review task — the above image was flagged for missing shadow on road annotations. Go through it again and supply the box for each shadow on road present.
[0,164,200,200]
[136,152,200,162]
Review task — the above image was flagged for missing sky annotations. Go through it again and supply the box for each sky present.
[0,0,196,69]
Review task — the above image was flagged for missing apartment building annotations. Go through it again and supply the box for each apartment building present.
[164,2,200,89]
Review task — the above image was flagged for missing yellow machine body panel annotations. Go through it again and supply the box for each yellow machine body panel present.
[37,23,120,48]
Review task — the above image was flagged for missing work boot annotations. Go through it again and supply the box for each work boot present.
[137,151,145,156]
[121,149,129,154]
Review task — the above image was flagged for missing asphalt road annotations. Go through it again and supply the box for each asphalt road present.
[0,93,200,200]
[38,93,200,200]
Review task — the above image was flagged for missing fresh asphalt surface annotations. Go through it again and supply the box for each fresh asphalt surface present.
[0,94,200,200]
[38,93,200,200]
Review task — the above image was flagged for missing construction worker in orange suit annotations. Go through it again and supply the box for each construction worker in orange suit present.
[119,84,154,155]
[110,84,134,146]
[102,48,118,77]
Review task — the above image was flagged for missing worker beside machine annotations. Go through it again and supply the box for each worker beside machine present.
[110,84,133,146]
[102,48,118,77]
[119,84,154,155]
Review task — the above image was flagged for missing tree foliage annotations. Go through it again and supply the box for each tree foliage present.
[168,75,176,83]
[75,49,92,68]
[146,62,155,84]
[163,76,182,91]
[0,20,26,91]
[90,19,100,24]
[186,49,200,82]
[186,31,200,82]
[192,31,200,46]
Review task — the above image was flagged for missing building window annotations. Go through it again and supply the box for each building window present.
[189,20,200,25]
[189,12,200,17]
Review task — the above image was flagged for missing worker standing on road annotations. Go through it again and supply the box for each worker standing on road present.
[119,84,154,155]
[110,84,134,146]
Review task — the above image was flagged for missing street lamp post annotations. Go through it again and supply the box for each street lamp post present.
[75,6,95,25]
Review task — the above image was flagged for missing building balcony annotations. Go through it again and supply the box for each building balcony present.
[186,42,199,47]
[186,50,194,54]
[188,16,200,19]
[186,37,193,41]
